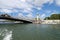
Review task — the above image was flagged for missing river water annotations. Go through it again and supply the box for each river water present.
[0,24,60,40]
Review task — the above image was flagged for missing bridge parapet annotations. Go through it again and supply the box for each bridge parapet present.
[0,16,32,23]
[0,14,33,23]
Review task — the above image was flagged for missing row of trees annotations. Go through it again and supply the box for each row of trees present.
[44,14,60,20]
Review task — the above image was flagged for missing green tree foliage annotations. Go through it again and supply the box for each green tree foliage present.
[44,14,60,20]
[44,17,50,20]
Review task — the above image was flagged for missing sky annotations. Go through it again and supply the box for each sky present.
[0,0,60,20]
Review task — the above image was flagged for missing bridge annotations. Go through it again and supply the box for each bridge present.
[0,14,33,23]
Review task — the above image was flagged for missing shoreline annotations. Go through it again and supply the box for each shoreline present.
[0,20,60,24]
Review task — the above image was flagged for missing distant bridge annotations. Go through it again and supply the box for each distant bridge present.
[0,16,32,23]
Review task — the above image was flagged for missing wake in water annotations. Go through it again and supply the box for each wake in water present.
[0,29,12,40]
[3,31,12,40]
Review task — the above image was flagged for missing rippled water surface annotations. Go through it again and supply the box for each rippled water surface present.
[0,24,60,40]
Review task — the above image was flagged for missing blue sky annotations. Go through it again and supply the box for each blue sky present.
[0,0,60,19]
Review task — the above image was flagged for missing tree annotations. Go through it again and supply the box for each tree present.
[44,17,50,20]
[44,14,60,20]
[50,14,60,20]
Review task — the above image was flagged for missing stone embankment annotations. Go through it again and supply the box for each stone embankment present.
[42,20,60,24]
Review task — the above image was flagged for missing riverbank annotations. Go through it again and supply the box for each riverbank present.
[0,19,60,24]
[41,20,60,24]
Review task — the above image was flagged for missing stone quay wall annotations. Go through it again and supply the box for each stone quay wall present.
[41,20,60,24]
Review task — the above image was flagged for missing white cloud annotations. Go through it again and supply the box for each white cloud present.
[12,9,19,13]
[18,13,24,17]
[0,0,55,19]
[17,13,33,20]
[45,10,52,13]
[34,0,49,6]
[37,7,42,10]
[40,14,46,19]
[17,13,26,19]
[49,0,54,4]
[41,14,46,18]
[51,11,58,14]
[0,0,54,8]
[55,0,60,6]
[23,9,32,14]
[0,8,20,14]
[20,0,26,2]
[0,9,12,13]
[0,0,54,13]
[26,13,33,20]
[0,0,33,10]
[51,13,56,14]
[26,8,32,11]
[27,0,53,6]
[26,13,33,17]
